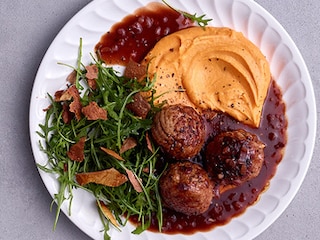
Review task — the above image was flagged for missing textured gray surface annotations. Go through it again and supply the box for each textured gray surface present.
[1,0,319,239]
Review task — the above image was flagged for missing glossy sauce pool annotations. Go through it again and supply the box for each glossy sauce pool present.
[146,80,287,234]
[95,2,287,235]
[95,2,194,65]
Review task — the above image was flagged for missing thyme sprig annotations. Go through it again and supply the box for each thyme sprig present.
[162,0,212,28]
[37,39,164,239]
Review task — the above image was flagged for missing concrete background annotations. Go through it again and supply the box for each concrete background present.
[1,0,319,239]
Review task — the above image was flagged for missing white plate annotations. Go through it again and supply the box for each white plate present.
[29,0,316,239]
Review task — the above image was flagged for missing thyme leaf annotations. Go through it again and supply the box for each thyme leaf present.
[162,0,212,28]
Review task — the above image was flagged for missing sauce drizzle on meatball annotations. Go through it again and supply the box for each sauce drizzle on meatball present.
[206,129,265,194]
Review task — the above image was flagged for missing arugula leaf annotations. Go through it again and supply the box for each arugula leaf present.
[37,40,165,238]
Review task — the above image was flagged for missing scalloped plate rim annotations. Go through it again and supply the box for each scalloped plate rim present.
[29,0,316,239]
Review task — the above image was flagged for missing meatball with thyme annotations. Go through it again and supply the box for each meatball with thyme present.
[159,161,213,215]
[151,104,206,160]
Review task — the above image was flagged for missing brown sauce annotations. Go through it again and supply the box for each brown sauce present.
[95,2,288,235]
[95,2,194,65]
[135,80,287,234]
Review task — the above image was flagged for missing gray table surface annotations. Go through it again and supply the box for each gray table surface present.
[1,0,319,239]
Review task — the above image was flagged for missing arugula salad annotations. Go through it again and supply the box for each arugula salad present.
[37,39,166,239]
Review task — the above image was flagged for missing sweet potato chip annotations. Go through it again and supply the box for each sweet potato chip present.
[120,137,137,154]
[87,78,97,90]
[54,86,82,121]
[76,168,128,187]
[98,201,119,228]
[54,90,66,102]
[62,103,73,124]
[42,104,52,112]
[100,147,124,161]
[82,101,107,120]
[66,70,77,84]
[146,132,154,153]
[85,65,98,79]
[125,169,143,193]
[67,137,86,162]
[67,85,82,121]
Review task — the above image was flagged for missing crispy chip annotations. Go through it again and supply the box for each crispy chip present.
[98,201,119,228]
[76,168,128,187]
[125,169,143,193]
[87,78,97,90]
[62,103,73,124]
[60,91,73,101]
[120,137,137,154]
[82,101,107,120]
[67,137,86,162]
[54,90,67,102]
[85,65,98,79]
[54,86,82,121]
[42,104,52,112]
[146,132,154,153]
[143,167,150,173]
[67,70,77,84]
[100,147,124,161]
[67,85,82,121]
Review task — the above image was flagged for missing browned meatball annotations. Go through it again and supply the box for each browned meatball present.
[205,129,265,190]
[159,161,213,215]
[151,104,206,160]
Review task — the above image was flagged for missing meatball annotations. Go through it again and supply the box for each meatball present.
[205,129,265,190]
[159,161,213,215]
[151,104,206,160]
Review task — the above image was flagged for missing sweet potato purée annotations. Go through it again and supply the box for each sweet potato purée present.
[142,27,271,127]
